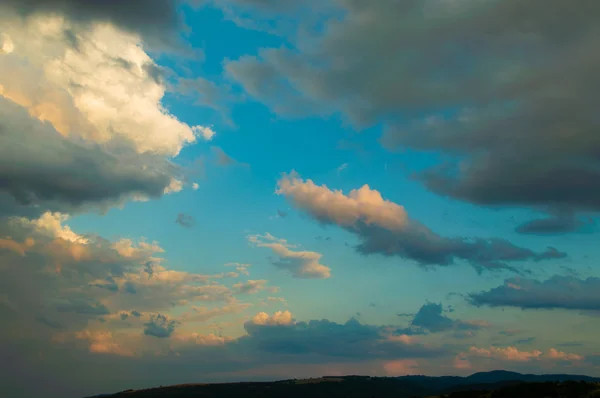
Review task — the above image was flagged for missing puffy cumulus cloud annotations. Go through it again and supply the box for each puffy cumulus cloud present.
[0,16,210,156]
[0,0,185,48]
[144,314,178,338]
[277,171,409,230]
[0,212,238,345]
[277,172,565,272]
[0,13,219,217]
[251,310,294,326]
[0,97,180,218]
[468,276,600,311]
[17,212,88,243]
[226,0,600,217]
[465,346,583,363]
[248,233,332,279]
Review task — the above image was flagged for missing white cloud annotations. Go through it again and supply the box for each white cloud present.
[13,212,88,244]
[251,310,294,326]
[0,33,14,54]
[0,15,212,156]
[277,171,408,231]
[247,233,331,279]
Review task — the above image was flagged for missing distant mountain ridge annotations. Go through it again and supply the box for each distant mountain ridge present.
[84,370,600,398]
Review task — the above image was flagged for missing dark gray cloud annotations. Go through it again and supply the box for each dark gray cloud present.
[144,314,178,338]
[354,222,565,273]
[410,303,455,333]
[240,317,442,360]
[515,214,593,235]
[398,303,488,335]
[468,276,600,310]
[226,0,600,215]
[0,96,177,218]
[175,213,196,228]
[55,298,110,316]
[0,0,184,47]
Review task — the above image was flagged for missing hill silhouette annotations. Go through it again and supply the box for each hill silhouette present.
[85,371,600,398]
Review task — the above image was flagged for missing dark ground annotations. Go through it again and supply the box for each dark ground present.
[87,371,600,398]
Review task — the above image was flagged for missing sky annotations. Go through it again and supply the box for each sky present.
[1,1,600,397]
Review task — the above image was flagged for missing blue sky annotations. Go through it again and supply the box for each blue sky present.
[1,1,600,397]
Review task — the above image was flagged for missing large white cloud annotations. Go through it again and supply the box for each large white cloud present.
[0,14,218,217]
[0,15,213,156]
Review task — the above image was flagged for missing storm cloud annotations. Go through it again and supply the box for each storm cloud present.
[226,0,600,215]
[0,0,185,47]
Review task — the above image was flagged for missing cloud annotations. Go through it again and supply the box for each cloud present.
[261,297,287,306]
[181,302,252,323]
[247,233,332,279]
[212,147,248,167]
[233,280,270,295]
[515,213,593,235]
[0,211,238,348]
[225,262,251,276]
[468,276,600,311]
[0,14,217,217]
[277,172,565,272]
[0,16,209,156]
[174,76,239,122]
[0,97,180,218]
[175,213,196,228]
[466,346,583,363]
[55,298,110,315]
[75,330,135,357]
[398,303,489,335]
[251,310,294,326]
[240,315,443,360]
[0,0,185,48]
[144,314,178,338]
[226,1,600,215]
